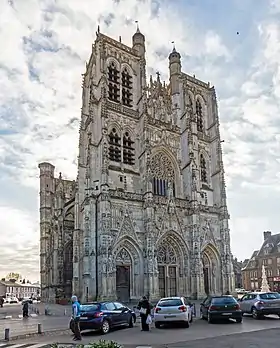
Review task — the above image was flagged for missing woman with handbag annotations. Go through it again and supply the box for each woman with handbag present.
[137,296,151,331]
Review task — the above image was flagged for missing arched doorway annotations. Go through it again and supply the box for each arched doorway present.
[202,245,220,295]
[203,253,210,295]
[157,244,178,298]
[115,248,131,302]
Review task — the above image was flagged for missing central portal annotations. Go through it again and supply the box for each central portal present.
[116,265,130,302]
[157,243,178,297]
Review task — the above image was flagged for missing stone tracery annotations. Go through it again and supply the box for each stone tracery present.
[150,152,175,196]
[157,244,177,264]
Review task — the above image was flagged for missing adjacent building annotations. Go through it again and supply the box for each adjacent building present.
[39,28,235,303]
[232,257,244,288]
[242,231,280,291]
[0,279,40,299]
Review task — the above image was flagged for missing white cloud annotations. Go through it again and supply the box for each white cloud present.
[1,0,280,279]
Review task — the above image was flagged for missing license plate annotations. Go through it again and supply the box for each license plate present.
[164,315,176,318]
[80,317,88,320]
[222,313,232,315]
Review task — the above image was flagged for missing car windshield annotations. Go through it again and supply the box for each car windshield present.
[212,297,237,305]
[158,299,183,307]
[259,293,280,300]
[80,304,100,312]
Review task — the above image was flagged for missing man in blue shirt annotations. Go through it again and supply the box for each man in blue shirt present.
[71,295,81,340]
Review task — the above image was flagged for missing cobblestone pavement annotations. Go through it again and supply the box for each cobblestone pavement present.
[8,314,280,347]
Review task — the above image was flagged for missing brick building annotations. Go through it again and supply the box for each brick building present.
[242,231,280,291]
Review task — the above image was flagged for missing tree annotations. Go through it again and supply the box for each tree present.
[6,273,21,282]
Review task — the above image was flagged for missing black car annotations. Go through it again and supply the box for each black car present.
[69,301,136,334]
[200,295,242,323]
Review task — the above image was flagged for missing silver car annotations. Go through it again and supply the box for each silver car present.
[154,297,192,328]
[239,292,280,319]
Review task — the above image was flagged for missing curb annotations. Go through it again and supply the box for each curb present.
[0,328,70,342]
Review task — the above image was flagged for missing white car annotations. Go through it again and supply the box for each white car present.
[5,297,19,304]
[154,297,192,328]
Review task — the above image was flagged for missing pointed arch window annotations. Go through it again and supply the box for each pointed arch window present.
[108,62,120,103]
[150,153,176,197]
[121,68,133,107]
[200,154,207,183]
[123,131,135,165]
[196,99,203,132]
[109,128,121,162]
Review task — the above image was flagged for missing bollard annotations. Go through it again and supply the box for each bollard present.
[64,309,67,316]
[37,323,42,334]
[4,328,9,341]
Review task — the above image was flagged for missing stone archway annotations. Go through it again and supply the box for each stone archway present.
[202,244,221,295]
[112,238,144,301]
[115,248,131,302]
[156,232,189,297]
[157,243,178,297]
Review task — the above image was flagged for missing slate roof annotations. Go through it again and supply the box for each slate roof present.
[242,232,280,270]
[257,233,280,256]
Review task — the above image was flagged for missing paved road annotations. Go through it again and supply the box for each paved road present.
[8,314,280,347]
[0,316,70,340]
[0,329,279,347]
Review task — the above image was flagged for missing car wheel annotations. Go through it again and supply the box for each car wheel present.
[236,318,242,323]
[251,307,260,320]
[207,312,213,324]
[128,317,134,328]
[100,320,110,334]
[155,322,161,329]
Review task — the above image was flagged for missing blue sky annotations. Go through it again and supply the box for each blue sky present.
[1,0,280,280]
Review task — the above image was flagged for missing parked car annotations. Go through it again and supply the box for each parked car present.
[69,301,136,334]
[154,297,192,328]
[5,297,19,304]
[200,295,242,323]
[239,292,280,319]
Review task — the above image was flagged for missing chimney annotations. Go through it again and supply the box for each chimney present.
[263,231,272,240]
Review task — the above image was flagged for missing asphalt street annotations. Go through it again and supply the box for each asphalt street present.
[6,314,280,347]
[0,316,69,340]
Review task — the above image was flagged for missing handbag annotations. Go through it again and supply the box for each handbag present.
[140,307,147,315]
[146,314,152,325]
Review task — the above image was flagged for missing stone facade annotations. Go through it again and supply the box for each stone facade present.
[38,28,235,303]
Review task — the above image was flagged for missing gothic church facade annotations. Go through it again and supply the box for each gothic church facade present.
[39,28,235,303]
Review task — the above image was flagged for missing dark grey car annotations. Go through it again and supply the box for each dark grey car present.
[239,292,280,319]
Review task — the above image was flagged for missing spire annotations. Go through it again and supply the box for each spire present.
[132,21,145,56]
[169,41,181,61]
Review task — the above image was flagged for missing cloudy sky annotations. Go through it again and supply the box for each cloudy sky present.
[1,0,280,281]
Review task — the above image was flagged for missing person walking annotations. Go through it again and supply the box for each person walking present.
[71,295,81,341]
[0,297,4,308]
[137,296,151,331]
[22,300,29,318]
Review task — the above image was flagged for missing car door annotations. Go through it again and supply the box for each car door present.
[113,302,128,324]
[201,297,211,317]
[239,294,252,313]
[102,302,119,326]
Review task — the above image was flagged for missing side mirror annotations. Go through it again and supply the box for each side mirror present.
[121,307,128,313]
